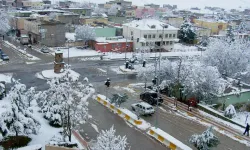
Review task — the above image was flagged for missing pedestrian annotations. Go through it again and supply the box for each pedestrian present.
[243,123,250,136]
[187,101,190,111]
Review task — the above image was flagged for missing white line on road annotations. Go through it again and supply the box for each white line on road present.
[98,68,107,73]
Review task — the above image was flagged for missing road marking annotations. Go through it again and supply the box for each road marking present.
[98,68,107,73]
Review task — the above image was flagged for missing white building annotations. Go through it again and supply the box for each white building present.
[123,19,179,52]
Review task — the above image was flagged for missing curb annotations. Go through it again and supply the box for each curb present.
[72,130,90,150]
[3,41,33,58]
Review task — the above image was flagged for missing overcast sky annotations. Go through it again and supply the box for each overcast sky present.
[85,0,250,10]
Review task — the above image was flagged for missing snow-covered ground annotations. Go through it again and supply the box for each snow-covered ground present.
[51,47,101,58]
[51,46,201,60]
[173,43,198,52]
[0,73,13,83]
[36,69,80,80]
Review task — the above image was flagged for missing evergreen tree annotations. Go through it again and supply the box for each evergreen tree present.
[178,19,196,44]
[238,21,247,33]
[226,24,235,42]
[189,126,219,150]
[0,81,40,138]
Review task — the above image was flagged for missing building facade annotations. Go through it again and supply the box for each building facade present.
[60,8,92,16]
[193,19,228,35]
[123,19,179,52]
[24,18,66,47]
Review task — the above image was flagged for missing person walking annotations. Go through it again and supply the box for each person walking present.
[243,123,250,136]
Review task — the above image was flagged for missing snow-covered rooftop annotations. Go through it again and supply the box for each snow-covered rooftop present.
[65,32,75,41]
[123,19,178,30]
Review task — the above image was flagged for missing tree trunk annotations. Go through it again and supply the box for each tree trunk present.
[68,107,71,142]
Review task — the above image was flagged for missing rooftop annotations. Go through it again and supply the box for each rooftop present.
[123,19,178,30]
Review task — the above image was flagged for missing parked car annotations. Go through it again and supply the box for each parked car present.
[131,102,155,115]
[1,53,9,61]
[40,47,49,53]
[140,91,163,105]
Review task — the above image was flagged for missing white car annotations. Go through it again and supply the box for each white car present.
[131,102,155,115]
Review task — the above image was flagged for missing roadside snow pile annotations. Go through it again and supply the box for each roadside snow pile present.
[36,69,80,80]
[224,104,237,119]
[113,86,136,93]
[0,73,13,83]
[233,111,250,126]
[119,66,138,74]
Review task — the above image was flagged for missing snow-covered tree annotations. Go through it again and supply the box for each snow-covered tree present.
[25,87,36,107]
[137,57,227,101]
[93,7,106,16]
[0,11,10,35]
[40,67,95,141]
[92,126,128,150]
[110,93,128,107]
[178,19,196,44]
[0,81,40,139]
[224,104,236,118]
[189,126,219,150]
[203,38,250,77]
[226,24,235,41]
[49,12,57,20]
[75,25,96,45]
[238,21,247,33]
[108,4,121,16]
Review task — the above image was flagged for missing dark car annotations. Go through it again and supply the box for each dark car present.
[140,91,163,105]
[1,53,9,61]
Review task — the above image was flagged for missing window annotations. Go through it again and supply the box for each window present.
[144,34,147,39]
[159,34,162,38]
[170,41,173,45]
[142,43,145,46]
[148,35,151,39]
[169,34,172,38]
[152,34,156,38]
[165,34,168,38]
[112,44,115,49]
[173,34,176,38]
[163,41,165,45]
[166,41,169,45]
[131,31,133,35]
[146,42,149,46]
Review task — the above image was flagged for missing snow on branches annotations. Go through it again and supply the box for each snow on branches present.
[75,25,96,45]
[91,126,128,150]
[0,11,10,35]
[108,4,121,16]
[203,38,250,77]
[0,81,40,139]
[224,104,236,119]
[189,126,219,150]
[178,19,196,44]
[39,67,95,141]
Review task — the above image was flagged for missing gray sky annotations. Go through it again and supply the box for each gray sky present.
[86,0,250,10]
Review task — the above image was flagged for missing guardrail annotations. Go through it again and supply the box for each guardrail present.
[96,95,142,125]
[147,127,192,150]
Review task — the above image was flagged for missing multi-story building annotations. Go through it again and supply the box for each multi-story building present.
[80,16,108,26]
[24,18,66,47]
[56,13,80,25]
[194,26,212,37]
[164,16,184,28]
[123,19,179,52]
[106,0,132,8]
[193,18,228,35]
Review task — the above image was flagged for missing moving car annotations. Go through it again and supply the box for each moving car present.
[1,53,9,61]
[41,47,49,53]
[140,91,163,105]
[131,102,155,115]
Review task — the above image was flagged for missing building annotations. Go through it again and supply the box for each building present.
[123,19,179,52]
[164,16,184,28]
[60,8,92,16]
[21,1,44,9]
[94,36,133,52]
[106,0,132,8]
[144,3,160,9]
[56,13,80,25]
[125,9,136,18]
[135,7,156,18]
[24,18,66,47]
[193,19,228,35]
[80,16,108,26]
[194,26,211,37]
